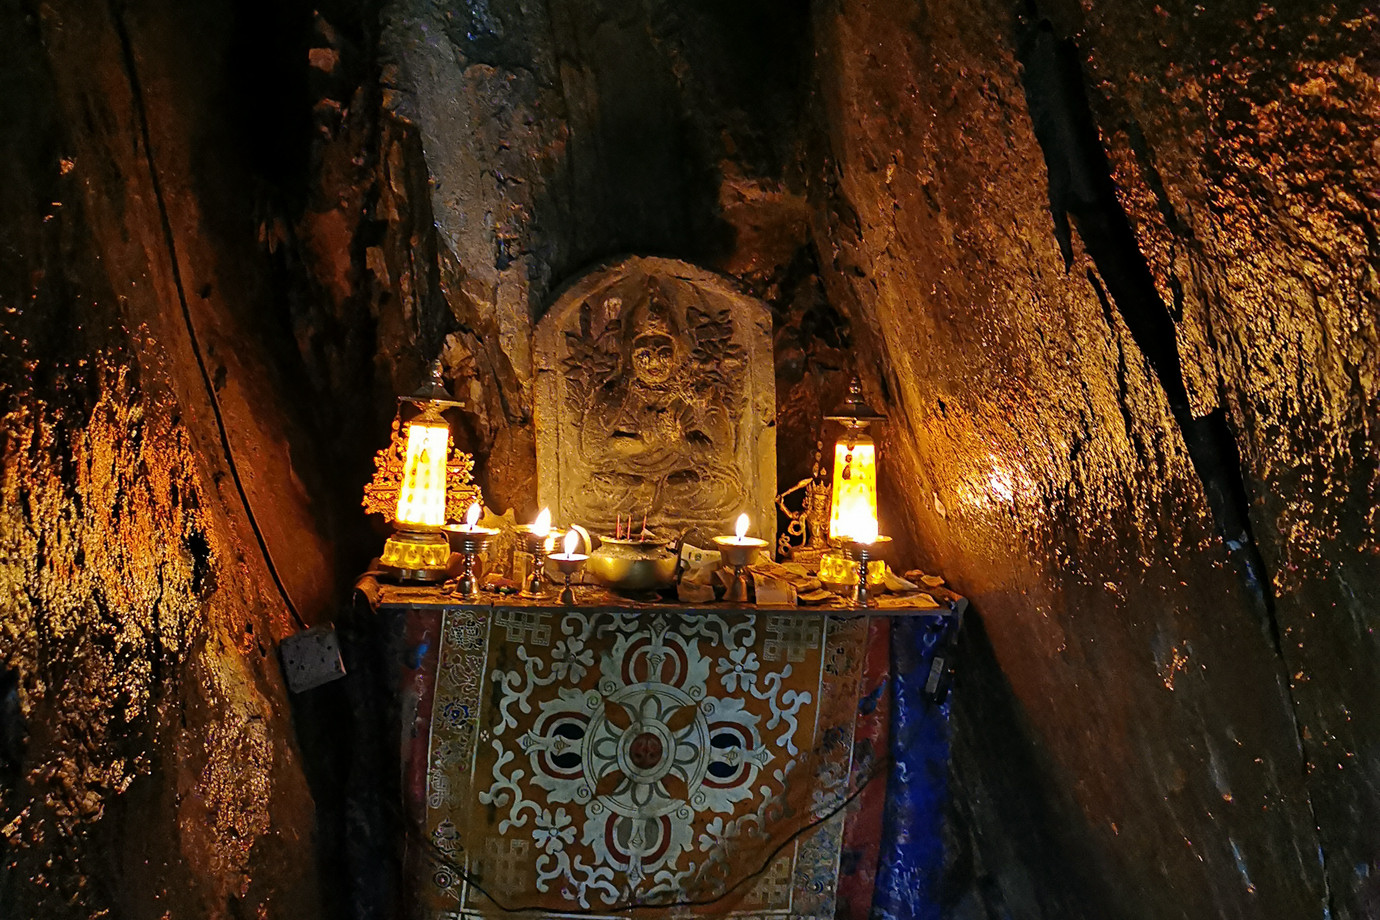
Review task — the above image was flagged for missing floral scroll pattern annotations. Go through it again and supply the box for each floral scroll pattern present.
[424,608,866,920]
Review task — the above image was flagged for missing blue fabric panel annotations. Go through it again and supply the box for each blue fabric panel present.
[871,616,954,920]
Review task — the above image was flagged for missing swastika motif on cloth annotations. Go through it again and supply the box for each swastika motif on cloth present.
[493,608,552,646]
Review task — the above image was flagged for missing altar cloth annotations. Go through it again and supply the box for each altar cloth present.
[349,584,962,920]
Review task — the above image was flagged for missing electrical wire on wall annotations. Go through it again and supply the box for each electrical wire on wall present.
[403,754,894,915]
[111,0,307,631]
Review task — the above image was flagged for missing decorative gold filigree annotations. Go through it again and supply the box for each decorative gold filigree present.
[362,413,481,522]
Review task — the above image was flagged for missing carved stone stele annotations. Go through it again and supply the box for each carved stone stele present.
[535,256,776,546]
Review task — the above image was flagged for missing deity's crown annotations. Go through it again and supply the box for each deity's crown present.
[629,278,679,343]
[633,312,676,342]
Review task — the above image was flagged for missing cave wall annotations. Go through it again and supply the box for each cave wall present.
[0,1,339,916]
[808,0,1379,917]
[377,0,855,514]
[2,0,1376,918]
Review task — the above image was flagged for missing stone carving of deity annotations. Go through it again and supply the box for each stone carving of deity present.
[535,257,775,546]
[574,287,742,529]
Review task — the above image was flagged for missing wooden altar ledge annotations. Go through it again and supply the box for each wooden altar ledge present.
[355,575,968,620]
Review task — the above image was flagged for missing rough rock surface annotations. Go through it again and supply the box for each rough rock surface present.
[378,0,848,514]
[0,1,331,917]
[809,0,1379,917]
[2,0,1376,918]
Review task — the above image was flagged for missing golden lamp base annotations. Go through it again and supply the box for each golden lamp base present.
[381,530,452,583]
[818,550,887,594]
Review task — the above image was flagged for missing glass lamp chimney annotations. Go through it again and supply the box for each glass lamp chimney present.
[825,377,886,543]
[395,403,450,528]
[379,360,465,583]
[828,430,878,542]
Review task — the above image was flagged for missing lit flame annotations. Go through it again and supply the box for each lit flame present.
[563,528,580,556]
[466,502,481,528]
[734,513,749,541]
[395,418,449,528]
[853,512,879,545]
[533,506,552,537]
[837,499,879,544]
[543,534,556,553]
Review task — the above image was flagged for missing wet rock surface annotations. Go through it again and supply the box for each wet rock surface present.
[0,2,329,917]
[810,0,1378,917]
[1,0,1375,918]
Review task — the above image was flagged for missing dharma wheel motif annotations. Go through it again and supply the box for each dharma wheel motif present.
[424,608,862,916]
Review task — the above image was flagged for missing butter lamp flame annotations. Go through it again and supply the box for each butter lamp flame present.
[517,507,556,600]
[714,513,768,603]
[447,499,498,600]
[845,505,879,545]
[550,528,587,606]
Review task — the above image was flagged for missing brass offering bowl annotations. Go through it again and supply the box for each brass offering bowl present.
[587,534,679,593]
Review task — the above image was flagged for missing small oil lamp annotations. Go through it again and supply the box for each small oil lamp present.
[516,507,553,599]
[822,376,888,592]
[713,513,769,603]
[549,528,588,605]
[380,361,465,583]
[446,502,498,599]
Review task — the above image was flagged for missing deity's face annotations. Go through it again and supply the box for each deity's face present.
[631,333,677,385]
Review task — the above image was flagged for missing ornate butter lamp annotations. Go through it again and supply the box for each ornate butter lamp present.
[446,502,499,599]
[378,361,467,583]
[549,528,588,605]
[821,376,888,592]
[516,507,553,599]
[714,513,769,603]
[839,509,891,608]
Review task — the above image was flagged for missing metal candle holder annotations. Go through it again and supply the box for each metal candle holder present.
[712,536,769,603]
[516,527,552,599]
[549,552,588,605]
[841,536,892,608]
[446,525,499,600]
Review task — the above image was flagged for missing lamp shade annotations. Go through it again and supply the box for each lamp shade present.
[828,430,878,542]
[395,405,450,528]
